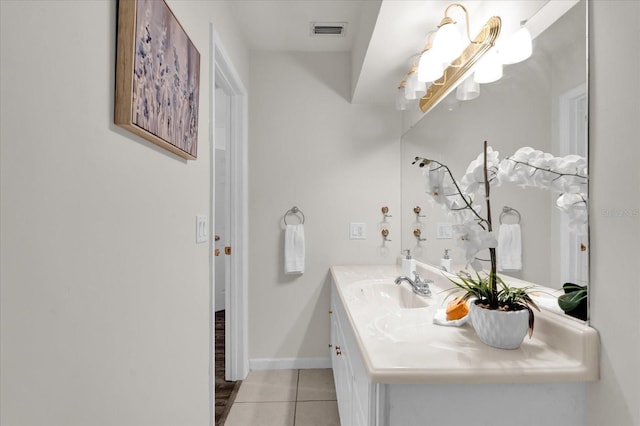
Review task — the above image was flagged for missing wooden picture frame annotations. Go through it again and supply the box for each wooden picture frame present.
[115,0,200,160]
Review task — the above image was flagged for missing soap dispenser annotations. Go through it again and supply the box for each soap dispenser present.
[441,249,452,272]
[402,249,416,277]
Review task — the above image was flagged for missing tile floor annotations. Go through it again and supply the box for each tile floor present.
[223,369,340,426]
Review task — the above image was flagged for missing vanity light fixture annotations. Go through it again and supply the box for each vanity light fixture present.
[419,14,501,113]
[417,4,478,85]
[433,3,473,63]
[394,2,501,113]
[394,56,428,110]
[395,3,533,113]
[404,65,427,100]
[396,80,409,110]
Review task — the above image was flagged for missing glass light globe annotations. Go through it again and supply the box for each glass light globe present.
[395,86,408,110]
[498,26,532,65]
[433,22,463,63]
[405,71,426,100]
[456,75,480,101]
[418,48,445,82]
[474,50,503,84]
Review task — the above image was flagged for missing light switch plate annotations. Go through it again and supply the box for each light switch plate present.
[436,223,453,239]
[350,223,367,240]
[196,215,208,243]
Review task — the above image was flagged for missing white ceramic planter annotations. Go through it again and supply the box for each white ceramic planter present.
[469,302,530,349]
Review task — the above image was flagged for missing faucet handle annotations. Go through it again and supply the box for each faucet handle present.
[413,271,432,287]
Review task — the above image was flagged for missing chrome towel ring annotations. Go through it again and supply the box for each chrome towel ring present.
[284,206,305,225]
[499,206,521,224]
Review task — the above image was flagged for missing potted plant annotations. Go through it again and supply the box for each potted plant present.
[413,141,587,349]
[446,271,539,349]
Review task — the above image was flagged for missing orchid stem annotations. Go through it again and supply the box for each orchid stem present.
[413,157,488,229]
[482,141,498,307]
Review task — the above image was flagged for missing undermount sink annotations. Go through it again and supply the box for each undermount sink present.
[347,280,430,310]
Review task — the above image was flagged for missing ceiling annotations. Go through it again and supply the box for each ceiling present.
[227,0,577,106]
[225,0,381,52]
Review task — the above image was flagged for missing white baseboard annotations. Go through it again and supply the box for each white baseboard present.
[249,357,331,370]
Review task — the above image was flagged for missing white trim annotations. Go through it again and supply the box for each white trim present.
[249,358,332,370]
[558,83,588,157]
[208,25,215,426]
[210,23,249,390]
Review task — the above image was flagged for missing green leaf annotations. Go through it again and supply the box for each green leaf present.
[527,306,535,338]
[562,283,586,294]
[558,289,587,312]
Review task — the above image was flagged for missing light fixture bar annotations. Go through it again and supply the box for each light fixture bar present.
[419,16,501,114]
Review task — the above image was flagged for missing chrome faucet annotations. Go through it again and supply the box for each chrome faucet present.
[394,271,432,297]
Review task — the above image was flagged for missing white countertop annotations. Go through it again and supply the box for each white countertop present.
[330,264,600,385]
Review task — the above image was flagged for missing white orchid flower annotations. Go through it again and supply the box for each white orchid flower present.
[499,147,587,194]
[456,222,498,268]
[423,162,460,209]
[422,163,445,200]
[556,192,588,235]
[460,146,501,195]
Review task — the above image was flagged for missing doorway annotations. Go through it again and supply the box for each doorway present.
[209,23,249,426]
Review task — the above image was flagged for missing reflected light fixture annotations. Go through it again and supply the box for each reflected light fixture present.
[473,48,503,84]
[456,75,480,101]
[498,20,532,65]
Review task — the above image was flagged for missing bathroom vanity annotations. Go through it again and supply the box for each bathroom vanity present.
[329,264,599,426]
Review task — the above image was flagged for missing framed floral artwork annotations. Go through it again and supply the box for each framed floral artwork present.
[115,0,200,160]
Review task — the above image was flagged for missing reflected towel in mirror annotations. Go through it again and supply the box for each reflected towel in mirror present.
[497,223,522,271]
[285,224,305,274]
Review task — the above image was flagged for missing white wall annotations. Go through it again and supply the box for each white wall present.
[587,2,640,425]
[0,1,248,425]
[248,51,401,364]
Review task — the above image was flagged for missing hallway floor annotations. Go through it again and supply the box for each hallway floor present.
[223,369,339,426]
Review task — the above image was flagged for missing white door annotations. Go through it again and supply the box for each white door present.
[214,87,231,312]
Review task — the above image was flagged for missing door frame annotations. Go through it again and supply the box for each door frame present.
[558,83,588,285]
[209,23,249,423]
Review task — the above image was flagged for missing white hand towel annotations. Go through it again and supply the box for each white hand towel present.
[284,224,305,274]
[433,309,468,327]
[497,223,522,271]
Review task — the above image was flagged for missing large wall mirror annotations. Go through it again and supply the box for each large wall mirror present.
[400,1,588,318]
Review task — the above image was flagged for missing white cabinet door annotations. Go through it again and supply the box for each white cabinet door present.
[331,282,374,426]
[331,297,353,426]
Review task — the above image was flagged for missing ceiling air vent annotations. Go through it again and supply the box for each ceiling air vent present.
[310,22,347,37]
